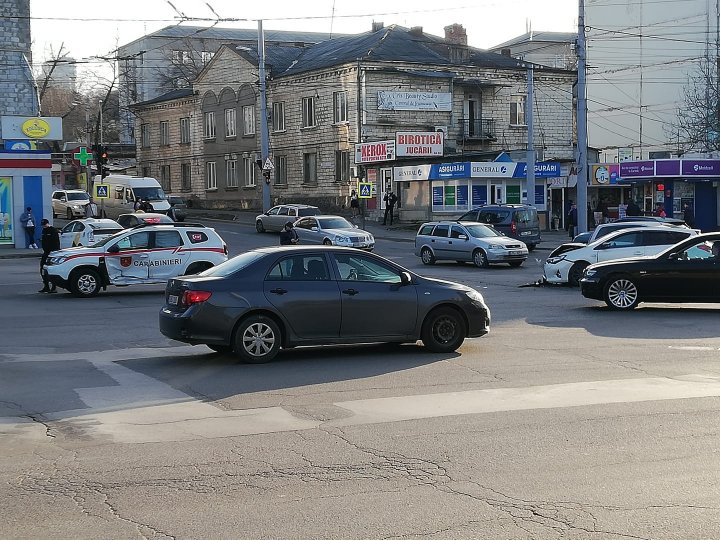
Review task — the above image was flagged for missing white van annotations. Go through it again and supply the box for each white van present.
[96,175,171,219]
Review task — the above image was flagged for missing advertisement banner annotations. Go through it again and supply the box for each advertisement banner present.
[354,140,396,164]
[0,177,13,245]
[395,131,444,157]
[470,162,517,178]
[377,91,452,111]
[513,162,561,178]
[471,184,488,206]
[681,159,720,176]
[393,164,432,181]
[619,160,655,177]
[433,162,470,179]
[1,116,63,140]
[456,185,468,207]
[432,186,444,206]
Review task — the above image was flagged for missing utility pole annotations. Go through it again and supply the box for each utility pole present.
[576,0,589,233]
[526,65,536,207]
[257,20,271,212]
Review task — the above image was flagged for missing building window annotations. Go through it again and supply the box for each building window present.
[226,159,238,188]
[204,111,216,139]
[142,166,151,178]
[206,161,217,190]
[303,152,317,184]
[274,155,287,185]
[171,50,191,64]
[335,150,350,183]
[181,163,191,191]
[242,105,255,135]
[243,157,256,187]
[301,96,316,128]
[201,51,214,64]
[224,108,236,137]
[140,124,150,147]
[160,121,169,145]
[180,117,190,144]
[159,165,171,191]
[272,102,285,132]
[510,95,527,126]
[333,91,348,123]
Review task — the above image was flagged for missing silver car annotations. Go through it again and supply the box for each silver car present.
[415,221,528,267]
[255,204,320,232]
[294,215,375,250]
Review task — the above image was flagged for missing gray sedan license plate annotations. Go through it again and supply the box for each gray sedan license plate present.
[521,231,532,236]
[168,294,179,305]
[510,250,523,256]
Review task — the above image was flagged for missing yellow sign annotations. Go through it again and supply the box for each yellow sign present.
[94,184,110,199]
[21,118,51,138]
[78,173,87,191]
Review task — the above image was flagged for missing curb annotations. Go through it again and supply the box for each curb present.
[0,252,42,260]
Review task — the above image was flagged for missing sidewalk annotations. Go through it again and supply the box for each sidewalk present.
[0,248,42,260]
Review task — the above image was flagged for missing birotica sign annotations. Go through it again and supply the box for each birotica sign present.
[21,118,51,138]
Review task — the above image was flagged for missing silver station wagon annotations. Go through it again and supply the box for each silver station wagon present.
[415,221,529,268]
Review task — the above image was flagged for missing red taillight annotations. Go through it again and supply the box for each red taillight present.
[182,290,212,305]
[144,217,161,224]
[510,220,517,234]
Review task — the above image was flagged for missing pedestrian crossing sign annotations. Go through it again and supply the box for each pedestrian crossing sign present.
[94,184,109,199]
[358,182,373,199]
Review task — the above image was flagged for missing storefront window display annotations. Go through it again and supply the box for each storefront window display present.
[673,181,694,219]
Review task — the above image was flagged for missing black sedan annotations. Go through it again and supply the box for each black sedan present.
[159,246,491,362]
[580,232,720,310]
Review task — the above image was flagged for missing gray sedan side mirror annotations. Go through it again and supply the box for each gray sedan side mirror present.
[311,226,319,232]
[458,234,468,240]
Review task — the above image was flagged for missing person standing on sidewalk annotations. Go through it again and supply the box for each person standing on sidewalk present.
[382,189,398,226]
[20,207,38,248]
[350,190,359,218]
[38,219,60,293]
[567,202,578,239]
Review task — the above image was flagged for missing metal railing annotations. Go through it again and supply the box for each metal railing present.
[461,118,496,141]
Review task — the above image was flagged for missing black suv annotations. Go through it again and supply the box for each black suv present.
[458,204,541,250]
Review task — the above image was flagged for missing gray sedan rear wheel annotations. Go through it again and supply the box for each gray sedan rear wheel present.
[604,276,639,310]
[420,247,435,265]
[255,220,265,233]
[234,315,281,363]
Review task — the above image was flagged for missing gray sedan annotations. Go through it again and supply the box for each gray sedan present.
[294,215,374,250]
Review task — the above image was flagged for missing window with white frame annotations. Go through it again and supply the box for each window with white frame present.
[206,161,217,190]
[243,157,256,187]
[272,102,285,132]
[224,108,236,137]
[204,111,216,138]
[226,159,238,188]
[180,117,190,144]
[301,96,316,128]
[160,165,170,191]
[335,150,350,183]
[242,105,255,135]
[201,51,214,64]
[181,163,191,190]
[274,155,287,185]
[303,152,317,184]
[510,95,527,126]
[140,124,150,147]
[172,50,192,64]
[159,121,169,145]
[333,91,348,123]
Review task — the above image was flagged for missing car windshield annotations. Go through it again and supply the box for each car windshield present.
[464,224,503,238]
[67,192,90,201]
[133,187,166,201]
[318,217,352,229]
[298,207,320,217]
[91,230,127,247]
[200,251,265,277]
[89,223,121,231]
[515,209,536,224]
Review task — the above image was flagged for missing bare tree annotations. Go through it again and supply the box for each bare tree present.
[674,57,720,154]
[155,36,216,93]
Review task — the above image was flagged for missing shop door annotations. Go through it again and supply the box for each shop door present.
[695,182,718,231]
[379,169,393,209]
[490,184,503,204]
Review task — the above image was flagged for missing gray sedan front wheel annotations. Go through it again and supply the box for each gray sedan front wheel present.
[472,249,489,268]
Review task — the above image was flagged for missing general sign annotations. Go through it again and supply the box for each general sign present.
[377,91,452,111]
[1,116,63,140]
[354,140,396,164]
[94,184,109,199]
[358,182,373,198]
[395,131,444,157]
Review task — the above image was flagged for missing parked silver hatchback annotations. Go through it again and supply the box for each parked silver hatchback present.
[415,221,529,267]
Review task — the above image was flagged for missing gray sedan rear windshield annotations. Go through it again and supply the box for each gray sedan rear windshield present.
[200,252,265,277]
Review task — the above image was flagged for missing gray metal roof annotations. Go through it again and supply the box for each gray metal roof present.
[146,25,337,44]
[131,88,194,107]
[278,25,530,77]
[489,31,577,51]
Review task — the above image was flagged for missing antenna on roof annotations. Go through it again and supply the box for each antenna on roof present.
[329,0,336,39]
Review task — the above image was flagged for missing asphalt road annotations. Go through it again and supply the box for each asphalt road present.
[2,220,720,539]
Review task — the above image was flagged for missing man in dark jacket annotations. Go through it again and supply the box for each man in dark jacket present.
[39,219,60,293]
[626,199,641,217]
[279,221,299,245]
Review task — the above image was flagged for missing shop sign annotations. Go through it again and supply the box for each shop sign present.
[1,116,63,140]
[513,162,561,178]
[681,159,720,176]
[394,164,432,181]
[619,160,655,177]
[354,140,395,164]
[377,91,452,111]
[548,177,567,188]
[395,131,444,157]
[656,160,680,176]
[433,162,471,179]
[470,162,516,178]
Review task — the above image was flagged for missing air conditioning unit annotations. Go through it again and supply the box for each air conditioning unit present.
[350,166,359,178]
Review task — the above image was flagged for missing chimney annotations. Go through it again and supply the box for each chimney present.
[409,26,424,37]
[501,48,512,57]
[371,21,384,32]
[444,23,467,46]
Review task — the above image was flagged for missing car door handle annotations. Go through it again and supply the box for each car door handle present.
[633,251,643,255]
[140,254,149,258]
[269,288,287,295]
[448,241,453,244]
[342,288,359,296]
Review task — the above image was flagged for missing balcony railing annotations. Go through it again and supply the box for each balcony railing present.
[461,118,496,141]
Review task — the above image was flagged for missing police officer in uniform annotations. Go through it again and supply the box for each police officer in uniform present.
[38,219,60,293]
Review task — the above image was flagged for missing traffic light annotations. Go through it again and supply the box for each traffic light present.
[93,144,109,178]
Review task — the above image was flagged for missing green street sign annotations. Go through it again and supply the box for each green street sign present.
[73,146,93,166]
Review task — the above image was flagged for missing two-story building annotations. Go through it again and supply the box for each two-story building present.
[132,23,576,223]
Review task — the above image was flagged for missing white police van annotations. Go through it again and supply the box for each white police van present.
[43,223,228,297]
